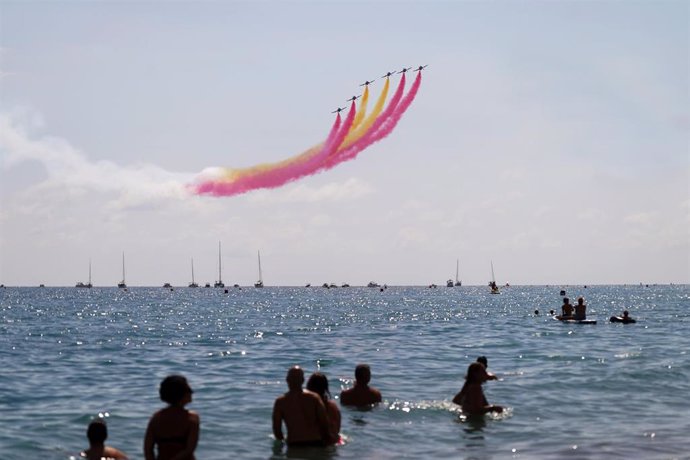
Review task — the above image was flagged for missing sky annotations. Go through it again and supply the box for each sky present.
[0,1,688,287]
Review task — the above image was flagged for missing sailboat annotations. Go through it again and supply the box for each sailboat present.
[214,242,225,288]
[254,250,264,288]
[75,259,93,288]
[455,259,462,286]
[117,252,127,288]
[188,258,199,288]
[489,260,499,294]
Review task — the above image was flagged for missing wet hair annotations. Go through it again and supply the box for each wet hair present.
[563,297,570,303]
[623,310,629,316]
[306,372,331,401]
[476,356,488,368]
[466,362,486,384]
[159,375,192,404]
[354,364,371,384]
[87,419,107,444]
[577,297,585,304]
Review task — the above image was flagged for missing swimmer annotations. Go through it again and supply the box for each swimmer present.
[273,366,330,447]
[559,297,574,319]
[476,356,497,380]
[81,419,128,460]
[574,297,587,320]
[452,362,503,416]
[144,375,199,460]
[340,364,383,407]
[306,372,341,445]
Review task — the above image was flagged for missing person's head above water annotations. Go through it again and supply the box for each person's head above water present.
[354,364,372,385]
[563,297,570,304]
[476,356,488,368]
[466,362,489,384]
[306,372,330,399]
[159,375,193,405]
[623,310,630,317]
[577,297,585,305]
[286,365,305,390]
[87,419,108,445]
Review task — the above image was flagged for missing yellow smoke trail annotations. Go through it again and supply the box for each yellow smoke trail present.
[339,78,390,150]
[207,80,390,183]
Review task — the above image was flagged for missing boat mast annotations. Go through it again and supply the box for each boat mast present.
[455,259,459,284]
[89,258,92,286]
[218,241,222,284]
[491,260,496,283]
[122,252,126,284]
[257,250,263,283]
[191,258,195,284]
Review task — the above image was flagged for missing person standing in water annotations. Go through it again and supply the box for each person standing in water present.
[81,419,128,460]
[144,375,199,460]
[339,364,382,407]
[306,372,341,444]
[453,362,503,416]
[272,366,330,447]
[476,356,497,381]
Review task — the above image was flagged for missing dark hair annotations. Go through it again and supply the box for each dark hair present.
[354,364,371,384]
[87,419,107,444]
[476,356,488,368]
[466,362,486,384]
[159,375,192,404]
[306,372,331,401]
[563,297,570,303]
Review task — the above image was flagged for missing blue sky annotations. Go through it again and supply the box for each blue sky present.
[1,1,688,286]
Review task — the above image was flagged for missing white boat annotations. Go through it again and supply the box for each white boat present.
[189,258,199,288]
[489,260,499,294]
[117,252,127,288]
[254,250,264,288]
[214,241,225,288]
[76,259,93,288]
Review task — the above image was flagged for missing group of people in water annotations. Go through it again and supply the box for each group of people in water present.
[80,359,502,458]
[549,296,635,323]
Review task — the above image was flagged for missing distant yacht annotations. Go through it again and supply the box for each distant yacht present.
[489,260,499,294]
[163,282,172,288]
[214,241,225,288]
[117,252,127,288]
[189,258,199,288]
[446,279,454,287]
[76,259,93,288]
[367,281,380,288]
[254,250,264,288]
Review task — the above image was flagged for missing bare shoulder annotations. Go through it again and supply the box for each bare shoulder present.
[188,410,200,423]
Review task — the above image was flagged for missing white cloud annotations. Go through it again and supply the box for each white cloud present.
[0,111,195,209]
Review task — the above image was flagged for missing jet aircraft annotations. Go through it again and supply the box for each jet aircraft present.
[331,107,348,114]
[345,95,361,102]
[397,67,413,74]
[381,71,396,78]
[413,65,428,72]
[359,79,376,87]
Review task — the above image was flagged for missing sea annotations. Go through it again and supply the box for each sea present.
[1,284,688,460]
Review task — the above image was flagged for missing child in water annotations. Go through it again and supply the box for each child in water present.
[81,419,128,460]
[452,362,503,416]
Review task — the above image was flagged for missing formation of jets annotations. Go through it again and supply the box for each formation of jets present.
[331,66,427,113]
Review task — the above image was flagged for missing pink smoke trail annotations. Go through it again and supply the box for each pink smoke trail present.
[322,71,421,172]
[196,102,357,196]
[194,110,344,196]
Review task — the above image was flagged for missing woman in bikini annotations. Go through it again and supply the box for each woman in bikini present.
[453,362,503,416]
[306,372,341,445]
[144,375,199,460]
